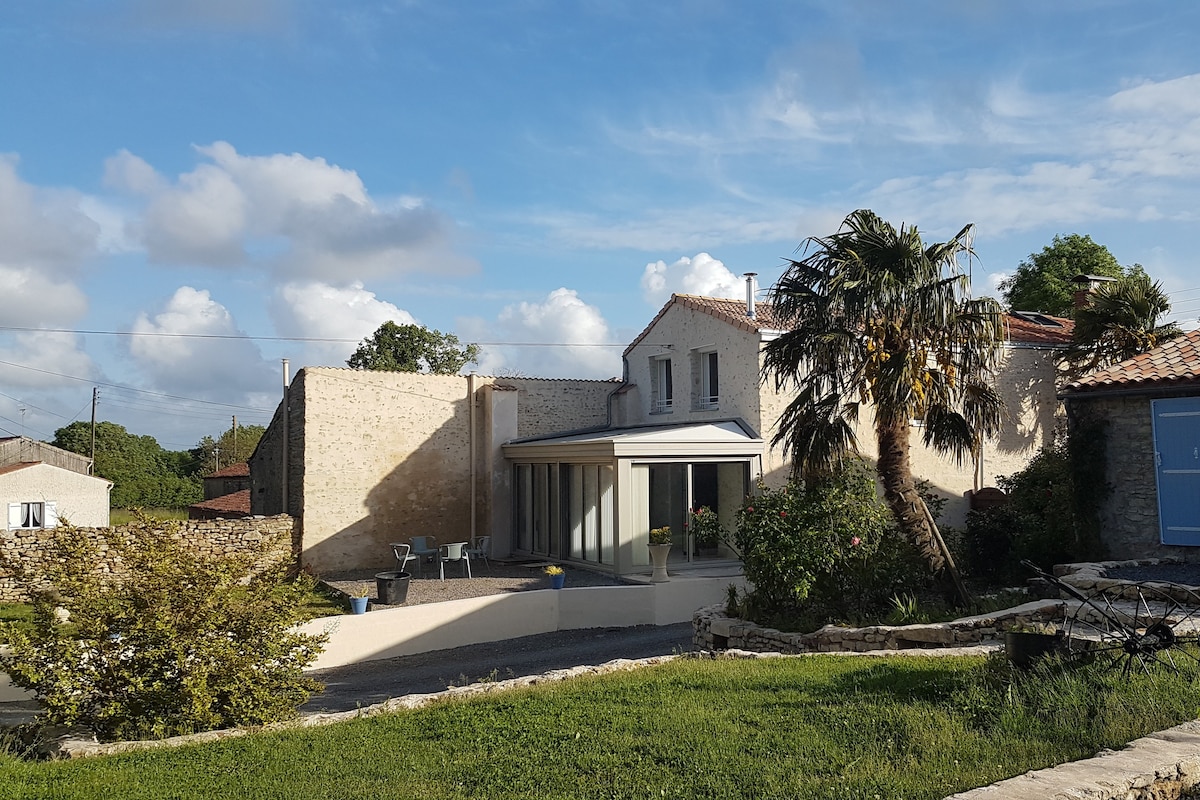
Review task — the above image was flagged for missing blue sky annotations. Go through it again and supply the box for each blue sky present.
[3,0,1200,452]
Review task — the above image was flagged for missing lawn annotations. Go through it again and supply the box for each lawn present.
[1,652,1197,799]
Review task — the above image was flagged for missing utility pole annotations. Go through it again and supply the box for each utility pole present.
[232,415,238,462]
[213,445,220,472]
[90,387,98,467]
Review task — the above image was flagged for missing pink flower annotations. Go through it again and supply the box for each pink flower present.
[850,536,861,547]
[746,506,754,513]
[780,511,787,518]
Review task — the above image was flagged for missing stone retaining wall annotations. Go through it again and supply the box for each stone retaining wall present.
[0,516,295,602]
[692,599,1065,654]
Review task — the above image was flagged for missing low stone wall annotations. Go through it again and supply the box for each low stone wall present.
[692,600,1065,654]
[0,516,295,602]
[1055,558,1200,603]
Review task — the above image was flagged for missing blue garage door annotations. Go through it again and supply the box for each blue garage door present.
[1152,397,1200,546]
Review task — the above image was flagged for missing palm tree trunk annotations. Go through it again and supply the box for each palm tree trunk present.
[876,417,971,606]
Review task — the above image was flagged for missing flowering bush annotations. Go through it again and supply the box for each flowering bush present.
[732,461,924,625]
[687,506,725,549]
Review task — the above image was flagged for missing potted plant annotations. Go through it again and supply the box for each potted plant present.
[648,526,672,582]
[348,593,369,614]
[688,506,723,556]
[544,564,566,590]
[1003,621,1062,669]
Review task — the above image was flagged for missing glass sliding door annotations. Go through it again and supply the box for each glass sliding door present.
[632,460,749,565]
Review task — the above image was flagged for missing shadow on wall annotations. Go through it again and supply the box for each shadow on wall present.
[302,390,478,575]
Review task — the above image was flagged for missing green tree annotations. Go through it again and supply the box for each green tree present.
[52,421,202,509]
[1000,233,1124,316]
[763,209,1005,604]
[191,424,266,474]
[0,514,325,741]
[1068,268,1182,373]
[346,321,479,374]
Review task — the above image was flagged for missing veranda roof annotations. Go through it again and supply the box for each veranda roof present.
[502,420,764,461]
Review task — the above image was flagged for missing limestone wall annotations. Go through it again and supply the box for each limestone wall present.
[257,368,617,575]
[692,600,1064,654]
[0,515,295,602]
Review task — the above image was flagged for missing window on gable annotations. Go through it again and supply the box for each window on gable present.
[8,501,56,531]
[651,357,673,413]
[696,349,719,409]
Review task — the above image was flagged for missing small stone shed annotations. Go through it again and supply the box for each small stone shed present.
[1060,329,1200,560]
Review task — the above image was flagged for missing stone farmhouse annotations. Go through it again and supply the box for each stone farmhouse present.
[1061,327,1200,560]
[0,436,112,531]
[251,289,1073,577]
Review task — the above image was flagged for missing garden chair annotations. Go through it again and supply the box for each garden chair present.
[464,535,491,572]
[438,541,472,581]
[409,536,438,578]
[389,542,417,575]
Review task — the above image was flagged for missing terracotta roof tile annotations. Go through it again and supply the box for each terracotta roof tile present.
[1064,328,1200,395]
[189,489,251,515]
[624,294,1073,353]
[207,462,249,478]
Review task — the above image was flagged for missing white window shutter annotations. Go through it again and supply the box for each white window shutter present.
[7,503,21,530]
[44,502,58,529]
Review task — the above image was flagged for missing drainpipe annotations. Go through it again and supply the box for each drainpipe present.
[605,353,632,429]
[469,372,477,545]
[744,273,757,319]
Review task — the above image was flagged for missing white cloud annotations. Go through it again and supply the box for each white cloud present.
[271,280,418,367]
[0,266,89,327]
[640,253,745,307]
[465,288,620,379]
[115,142,478,280]
[129,287,271,395]
[0,331,97,391]
[0,155,99,274]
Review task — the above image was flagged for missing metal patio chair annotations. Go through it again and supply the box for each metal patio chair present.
[438,541,472,581]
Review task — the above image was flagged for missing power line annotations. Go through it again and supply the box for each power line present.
[0,326,629,347]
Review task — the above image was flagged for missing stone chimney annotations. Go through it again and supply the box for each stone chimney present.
[1072,273,1118,310]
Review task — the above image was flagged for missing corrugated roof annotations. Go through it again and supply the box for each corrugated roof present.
[1063,328,1200,395]
[624,294,1074,354]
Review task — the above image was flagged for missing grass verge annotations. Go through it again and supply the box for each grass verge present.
[1,651,1199,799]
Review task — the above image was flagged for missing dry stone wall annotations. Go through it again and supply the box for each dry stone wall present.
[0,515,295,602]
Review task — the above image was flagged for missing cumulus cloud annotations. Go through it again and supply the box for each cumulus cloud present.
[0,331,97,391]
[0,156,99,274]
[111,142,477,281]
[271,280,418,367]
[129,287,272,395]
[464,288,620,379]
[640,253,746,307]
[0,266,89,328]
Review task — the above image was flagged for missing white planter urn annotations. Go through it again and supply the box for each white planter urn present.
[648,543,672,583]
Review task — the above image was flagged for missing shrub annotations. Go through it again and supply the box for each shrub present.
[961,436,1099,583]
[733,461,921,625]
[0,514,327,742]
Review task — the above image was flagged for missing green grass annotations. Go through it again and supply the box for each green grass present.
[1,652,1198,799]
[109,508,190,526]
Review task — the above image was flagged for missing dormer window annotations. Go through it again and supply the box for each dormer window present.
[694,348,719,410]
[651,356,673,413]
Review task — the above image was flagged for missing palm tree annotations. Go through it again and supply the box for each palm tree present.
[763,209,1006,605]
[1068,269,1181,374]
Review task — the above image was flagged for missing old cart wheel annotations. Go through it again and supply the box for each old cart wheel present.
[1063,581,1200,676]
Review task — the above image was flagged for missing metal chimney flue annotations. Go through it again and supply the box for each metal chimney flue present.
[743,273,757,319]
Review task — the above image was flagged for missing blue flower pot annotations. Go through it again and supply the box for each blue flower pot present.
[550,573,566,590]
[350,596,369,614]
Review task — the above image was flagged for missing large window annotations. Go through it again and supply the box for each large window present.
[651,357,673,414]
[7,501,56,531]
[514,462,614,566]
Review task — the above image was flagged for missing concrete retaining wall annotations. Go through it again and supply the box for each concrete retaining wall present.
[298,575,738,670]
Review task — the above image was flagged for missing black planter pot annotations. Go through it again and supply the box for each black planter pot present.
[1004,631,1062,669]
[375,571,412,605]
